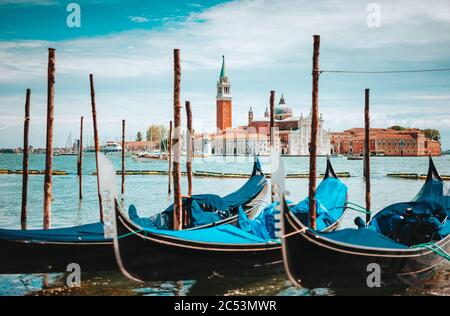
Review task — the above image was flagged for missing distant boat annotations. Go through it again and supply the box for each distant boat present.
[85,141,123,154]
[347,154,363,160]
[131,151,168,162]
[55,132,78,156]
[193,152,209,158]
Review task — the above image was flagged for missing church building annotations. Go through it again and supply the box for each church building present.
[194,56,331,156]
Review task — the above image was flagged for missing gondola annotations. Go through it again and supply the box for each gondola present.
[0,158,268,274]
[111,158,349,282]
[281,157,450,288]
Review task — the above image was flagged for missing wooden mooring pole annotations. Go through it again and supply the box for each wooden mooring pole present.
[168,120,173,195]
[21,88,31,230]
[308,35,320,230]
[269,90,275,146]
[185,101,193,197]
[269,90,275,203]
[364,88,371,223]
[173,49,183,230]
[78,116,83,200]
[89,74,104,223]
[43,48,55,230]
[121,119,126,196]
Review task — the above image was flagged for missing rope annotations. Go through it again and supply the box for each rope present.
[411,242,450,261]
[319,68,450,74]
[280,227,308,239]
[118,228,144,239]
[345,202,371,214]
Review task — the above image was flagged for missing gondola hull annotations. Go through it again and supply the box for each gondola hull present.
[0,202,264,274]
[114,206,282,281]
[283,210,450,288]
[0,239,114,274]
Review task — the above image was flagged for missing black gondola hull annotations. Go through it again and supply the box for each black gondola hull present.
[0,204,262,275]
[283,211,450,288]
[114,207,282,281]
[0,239,114,274]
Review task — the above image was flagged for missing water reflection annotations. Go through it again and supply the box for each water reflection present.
[0,263,445,296]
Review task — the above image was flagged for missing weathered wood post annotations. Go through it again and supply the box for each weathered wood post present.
[78,116,83,200]
[173,49,183,230]
[308,35,320,230]
[43,48,55,230]
[168,120,173,195]
[121,119,126,196]
[185,101,193,197]
[21,88,31,230]
[269,90,275,146]
[89,74,104,222]
[364,88,371,223]
[269,90,276,202]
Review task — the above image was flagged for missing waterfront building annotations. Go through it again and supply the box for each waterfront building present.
[330,128,441,156]
[194,56,331,156]
[246,95,330,155]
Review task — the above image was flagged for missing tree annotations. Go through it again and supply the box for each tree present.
[146,124,168,148]
[389,125,407,131]
[422,129,441,141]
[136,131,143,142]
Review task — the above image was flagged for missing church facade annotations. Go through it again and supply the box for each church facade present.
[193,56,331,156]
[245,95,330,155]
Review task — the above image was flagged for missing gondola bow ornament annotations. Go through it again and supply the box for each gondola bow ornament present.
[271,146,286,239]
[98,153,117,239]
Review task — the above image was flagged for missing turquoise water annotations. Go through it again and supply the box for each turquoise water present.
[0,154,449,295]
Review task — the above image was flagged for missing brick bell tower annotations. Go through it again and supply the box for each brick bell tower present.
[216,55,232,132]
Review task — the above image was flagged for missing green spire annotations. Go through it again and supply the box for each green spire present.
[219,55,226,78]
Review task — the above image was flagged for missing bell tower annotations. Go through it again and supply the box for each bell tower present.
[216,55,232,132]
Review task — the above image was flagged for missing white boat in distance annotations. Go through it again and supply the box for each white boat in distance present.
[85,141,123,155]
[131,151,168,162]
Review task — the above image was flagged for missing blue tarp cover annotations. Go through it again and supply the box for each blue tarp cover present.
[238,176,348,240]
[132,172,266,229]
[0,222,106,242]
[321,168,450,249]
[144,224,271,245]
[290,177,348,231]
[238,204,277,241]
[315,228,408,249]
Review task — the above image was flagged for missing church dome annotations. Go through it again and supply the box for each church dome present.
[274,94,293,117]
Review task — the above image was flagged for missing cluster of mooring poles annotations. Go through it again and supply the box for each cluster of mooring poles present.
[20,48,127,229]
[19,37,370,232]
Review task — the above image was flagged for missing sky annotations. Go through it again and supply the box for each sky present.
[0,0,449,149]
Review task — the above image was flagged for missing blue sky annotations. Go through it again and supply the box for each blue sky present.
[0,0,450,149]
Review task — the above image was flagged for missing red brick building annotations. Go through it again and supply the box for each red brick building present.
[330,128,441,156]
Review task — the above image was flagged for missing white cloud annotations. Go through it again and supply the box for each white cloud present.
[1,0,450,147]
[128,16,149,23]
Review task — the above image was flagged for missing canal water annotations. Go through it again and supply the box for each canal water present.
[0,154,448,296]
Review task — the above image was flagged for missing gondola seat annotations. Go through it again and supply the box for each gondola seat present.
[366,201,449,246]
